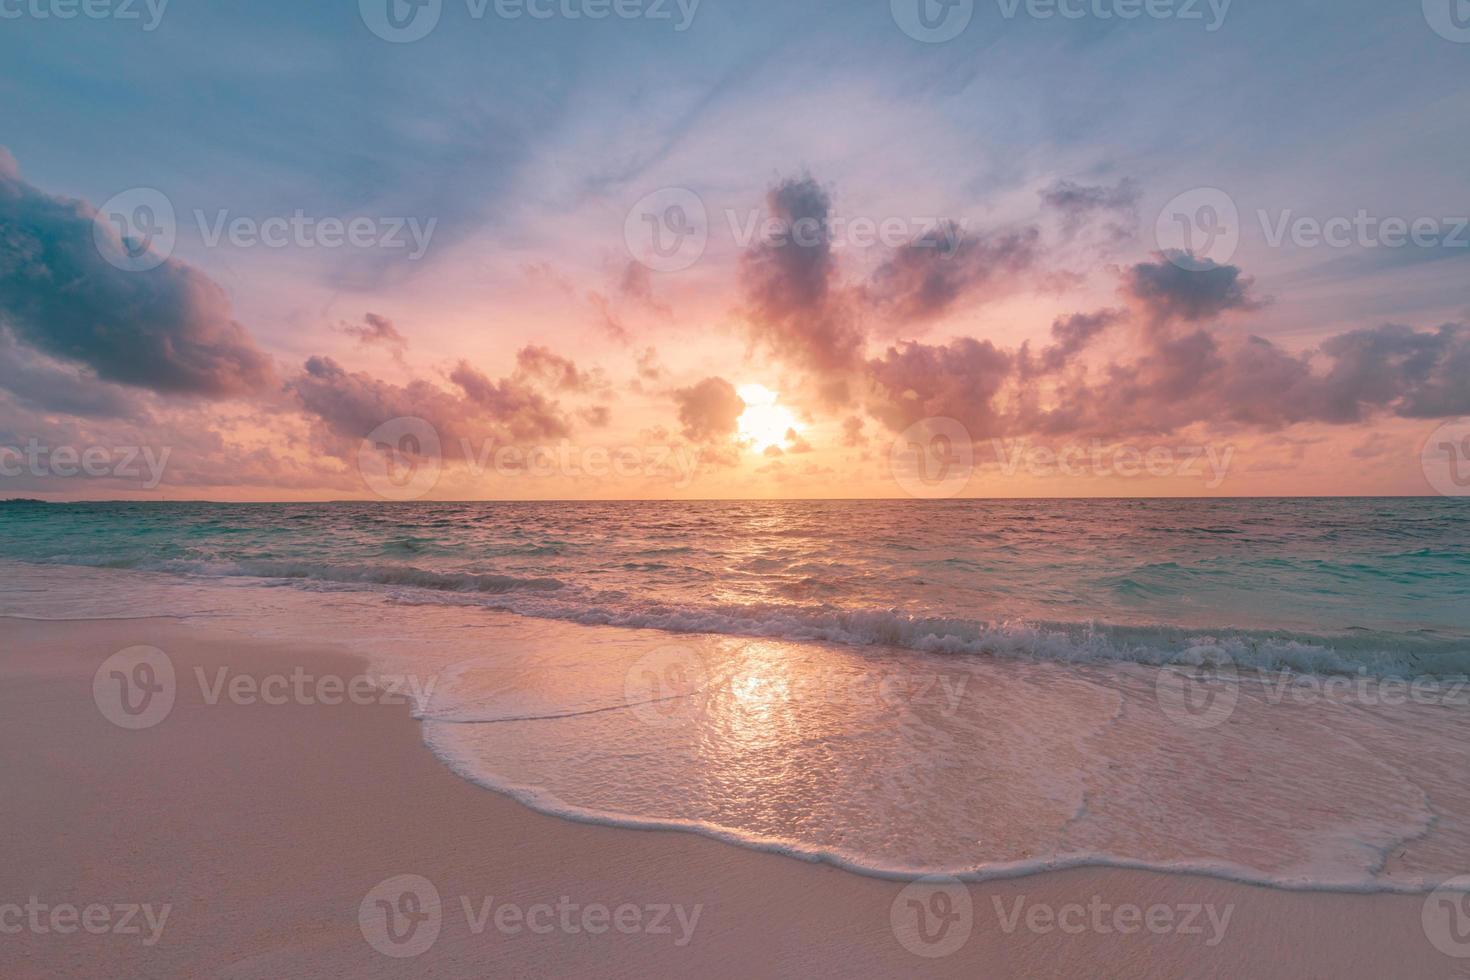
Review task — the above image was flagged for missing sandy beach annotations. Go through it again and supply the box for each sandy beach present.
[0,614,1461,979]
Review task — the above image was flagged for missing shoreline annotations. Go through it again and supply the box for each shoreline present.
[423,725,1468,897]
[1,615,1462,977]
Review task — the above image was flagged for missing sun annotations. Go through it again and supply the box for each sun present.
[737,384,801,452]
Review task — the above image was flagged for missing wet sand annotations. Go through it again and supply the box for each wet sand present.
[0,616,1461,978]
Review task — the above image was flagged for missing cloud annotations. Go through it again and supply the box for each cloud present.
[1020,319,1470,437]
[1122,252,1262,326]
[867,223,1040,329]
[579,405,612,427]
[725,176,1469,448]
[288,354,576,459]
[0,328,152,422]
[865,337,1014,436]
[738,175,864,385]
[515,345,600,393]
[1319,322,1470,421]
[618,260,669,316]
[636,347,663,381]
[587,261,672,345]
[1019,309,1125,377]
[588,292,631,343]
[0,159,275,398]
[449,360,574,441]
[672,376,745,442]
[1040,178,1140,240]
[339,313,408,360]
[289,356,474,456]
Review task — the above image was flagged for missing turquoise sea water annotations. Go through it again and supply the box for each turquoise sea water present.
[1,496,1467,675]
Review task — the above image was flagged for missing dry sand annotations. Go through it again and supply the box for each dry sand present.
[0,616,1463,978]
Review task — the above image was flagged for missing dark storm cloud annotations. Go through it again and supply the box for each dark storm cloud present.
[0,328,152,422]
[0,161,275,398]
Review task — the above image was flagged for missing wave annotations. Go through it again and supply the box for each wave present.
[21,555,1470,677]
[142,558,566,595]
[420,724,1470,895]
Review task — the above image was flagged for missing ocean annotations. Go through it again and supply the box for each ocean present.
[3,497,1469,892]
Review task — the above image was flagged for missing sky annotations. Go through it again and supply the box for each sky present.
[1,0,1468,500]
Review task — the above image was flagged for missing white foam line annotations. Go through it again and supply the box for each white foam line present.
[419,721,1470,897]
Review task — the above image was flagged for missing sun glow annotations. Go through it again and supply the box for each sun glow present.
[737,384,801,452]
